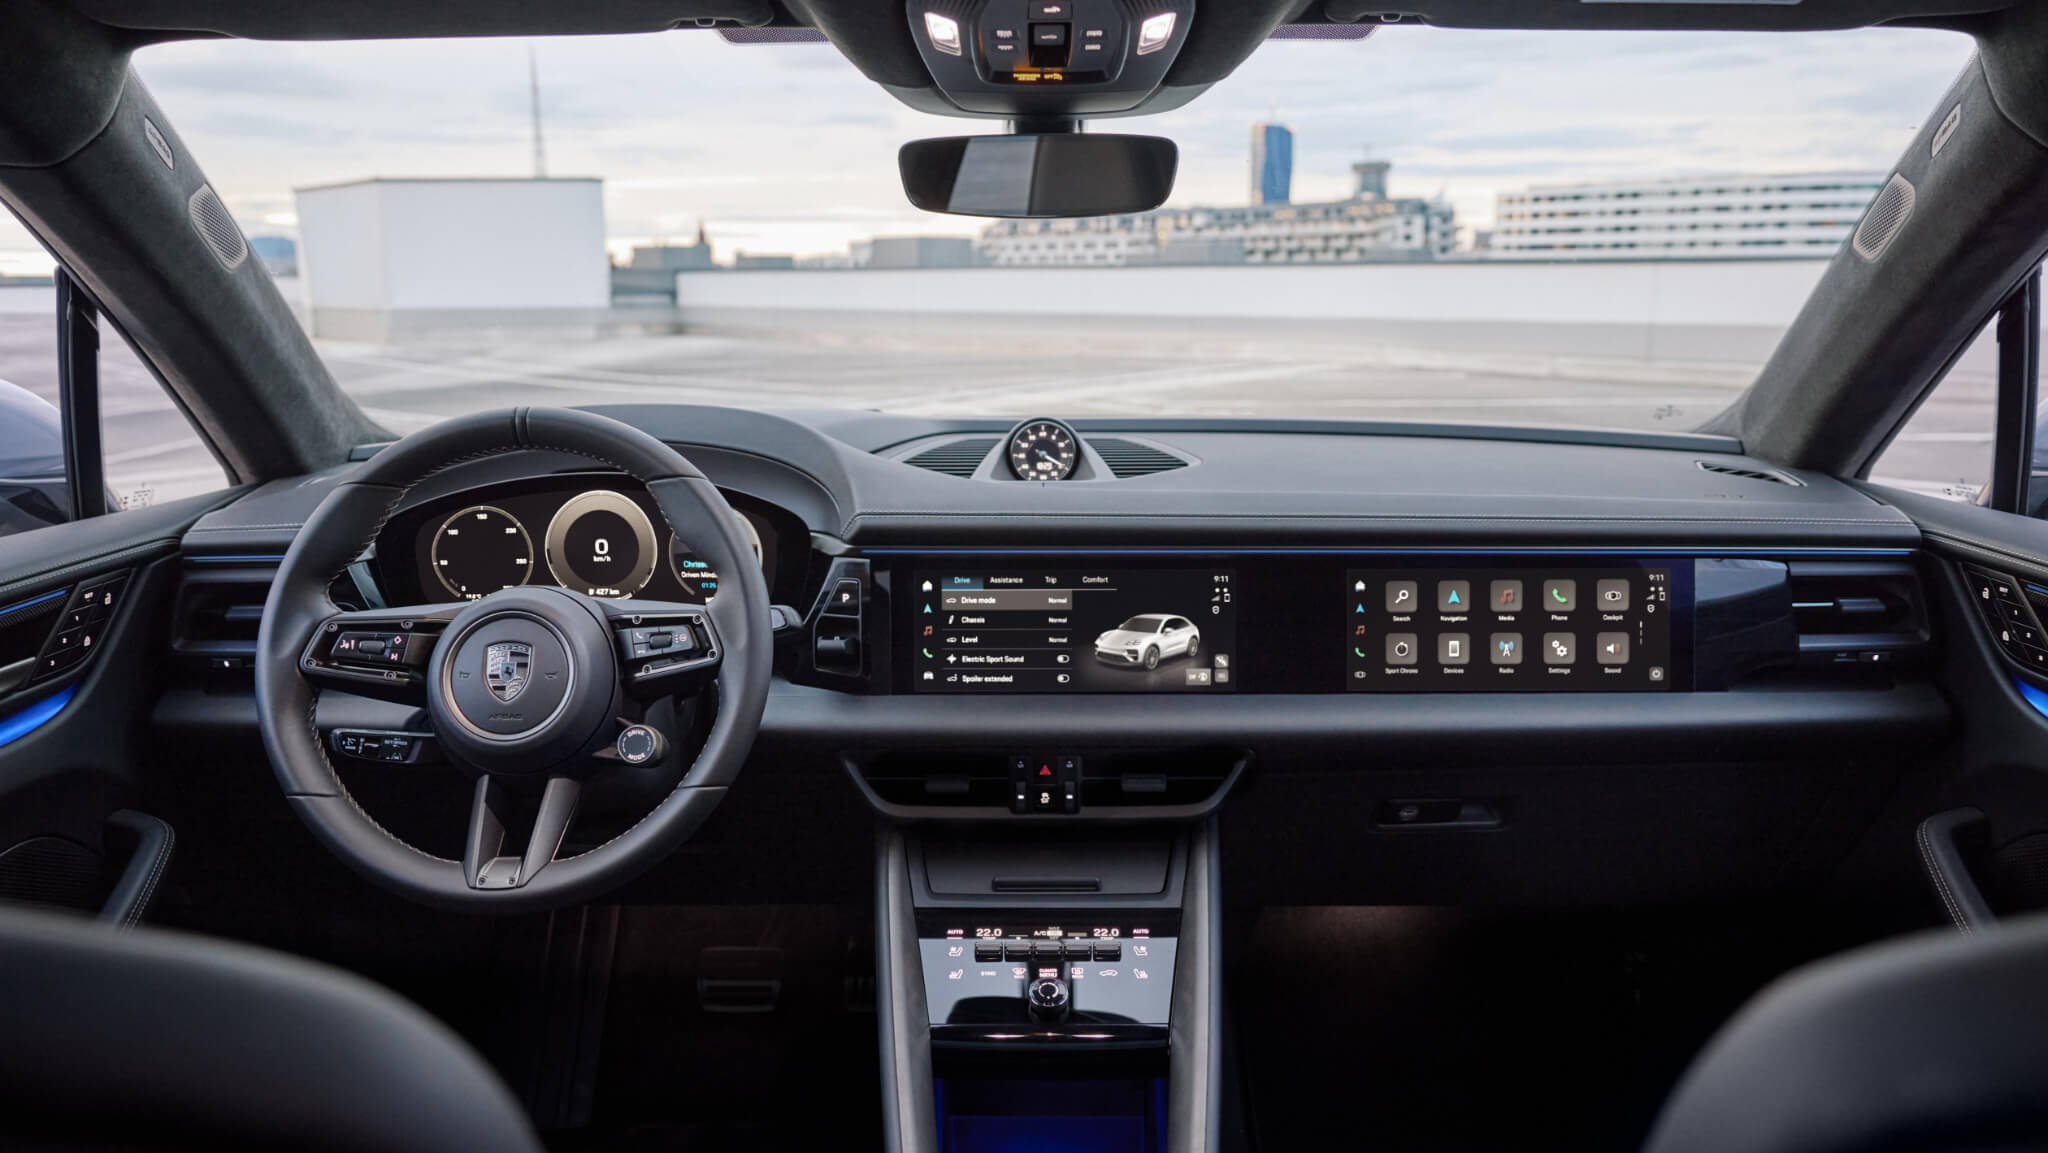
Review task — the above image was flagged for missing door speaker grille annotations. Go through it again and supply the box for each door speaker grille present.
[1851,174,1915,263]
[187,184,248,271]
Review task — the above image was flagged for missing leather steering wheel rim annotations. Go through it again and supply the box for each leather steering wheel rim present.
[254,408,774,913]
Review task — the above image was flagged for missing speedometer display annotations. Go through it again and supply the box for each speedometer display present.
[544,490,658,597]
[430,506,534,599]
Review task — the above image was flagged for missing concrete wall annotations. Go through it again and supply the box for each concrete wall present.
[297,178,610,341]
[675,258,1834,368]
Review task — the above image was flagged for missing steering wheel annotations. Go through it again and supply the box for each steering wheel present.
[254,408,773,912]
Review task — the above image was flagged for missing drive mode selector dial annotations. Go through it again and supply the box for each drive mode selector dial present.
[1027,974,1070,1022]
[544,490,658,597]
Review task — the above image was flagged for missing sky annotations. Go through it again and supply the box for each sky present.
[0,22,1979,267]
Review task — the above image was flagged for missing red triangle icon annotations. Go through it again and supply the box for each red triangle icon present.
[1039,765,1053,777]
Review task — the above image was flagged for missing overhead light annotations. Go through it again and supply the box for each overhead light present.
[924,11,963,55]
[1136,12,1176,54]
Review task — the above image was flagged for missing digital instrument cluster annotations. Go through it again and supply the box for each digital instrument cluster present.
[404,481,771,604]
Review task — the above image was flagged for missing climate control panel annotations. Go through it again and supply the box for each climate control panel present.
[918,914,1177,1040]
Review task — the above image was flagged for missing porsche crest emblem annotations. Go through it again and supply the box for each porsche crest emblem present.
[484,642,533,703]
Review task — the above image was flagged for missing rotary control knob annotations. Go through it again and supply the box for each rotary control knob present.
[615,723,667,765]
[1026,974,1070,1022]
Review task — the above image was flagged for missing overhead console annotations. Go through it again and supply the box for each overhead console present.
[907,0,1195,117]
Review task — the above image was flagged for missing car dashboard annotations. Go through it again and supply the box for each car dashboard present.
[168,404,1948,905]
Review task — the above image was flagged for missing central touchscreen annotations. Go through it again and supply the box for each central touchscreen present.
[1345,566,1673,692]
[911,568,1236,693]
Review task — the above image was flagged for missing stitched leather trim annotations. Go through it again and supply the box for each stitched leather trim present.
[843,511,1916,538]
[0,538,177,606]
[122,819,174,930]
[1922,530,2048,583]
[1917,817,1974,934]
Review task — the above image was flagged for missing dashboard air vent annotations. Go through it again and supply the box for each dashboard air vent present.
[1088,437,1189,478]
[1786,560,1926,669]
[172,562,279,673]
[1697,460,1800,486]
[903,437,998,478]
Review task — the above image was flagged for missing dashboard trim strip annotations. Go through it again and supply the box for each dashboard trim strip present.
[863,547,1915,556]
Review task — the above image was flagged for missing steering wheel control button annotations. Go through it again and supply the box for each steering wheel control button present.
[329,730,432,764]
[331,630,432,669]
[615,723,667,766]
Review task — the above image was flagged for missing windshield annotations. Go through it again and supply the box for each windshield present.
[1115,616,1166,633]
[1,26,1977,456]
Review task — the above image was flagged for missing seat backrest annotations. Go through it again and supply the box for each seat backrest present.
[0,907,544,1153]
[1643,913,2048,1153]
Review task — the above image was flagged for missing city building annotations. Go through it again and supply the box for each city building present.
[627,229,716,272]
[295,177,609,340]
[612,225,717,303]
[978,157,1453,268]
[862,236,976,269]
[1491,172,1886,259]
[732,252,795,270]
[1250,122,1293,205]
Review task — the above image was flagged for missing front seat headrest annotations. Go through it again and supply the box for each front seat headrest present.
[1643,912,2048,1153]
[0,907,543,1153]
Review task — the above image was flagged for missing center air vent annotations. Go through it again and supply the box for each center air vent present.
[903,437,998,477]
[1698,460,1801,486]
[1787,560,1926,669]
[1088,437,1190,478]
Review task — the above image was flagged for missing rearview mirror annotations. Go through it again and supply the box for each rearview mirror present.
[899,134,1177,219]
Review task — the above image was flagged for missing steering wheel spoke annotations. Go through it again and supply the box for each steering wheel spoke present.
[464,774,582,891]
[600,599,723,698]
[299,604,464,704]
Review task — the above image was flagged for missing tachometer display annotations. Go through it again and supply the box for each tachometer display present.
[430,506,534,600]
[544,490,658,597]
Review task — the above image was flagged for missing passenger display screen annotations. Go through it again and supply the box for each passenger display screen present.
[910,568,1237,693]
[1345,566,1673,692]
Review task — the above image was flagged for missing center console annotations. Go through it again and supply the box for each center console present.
[878,825,1219,1153]
[860,548,1926,1153]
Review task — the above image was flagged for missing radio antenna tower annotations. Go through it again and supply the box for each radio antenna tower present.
[528,43,547,178]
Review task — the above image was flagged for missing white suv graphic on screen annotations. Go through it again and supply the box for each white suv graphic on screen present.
[1093,614,1201,670]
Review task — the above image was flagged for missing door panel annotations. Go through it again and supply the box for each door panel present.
[1865,484,2048,919]
[0,490,238,920]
